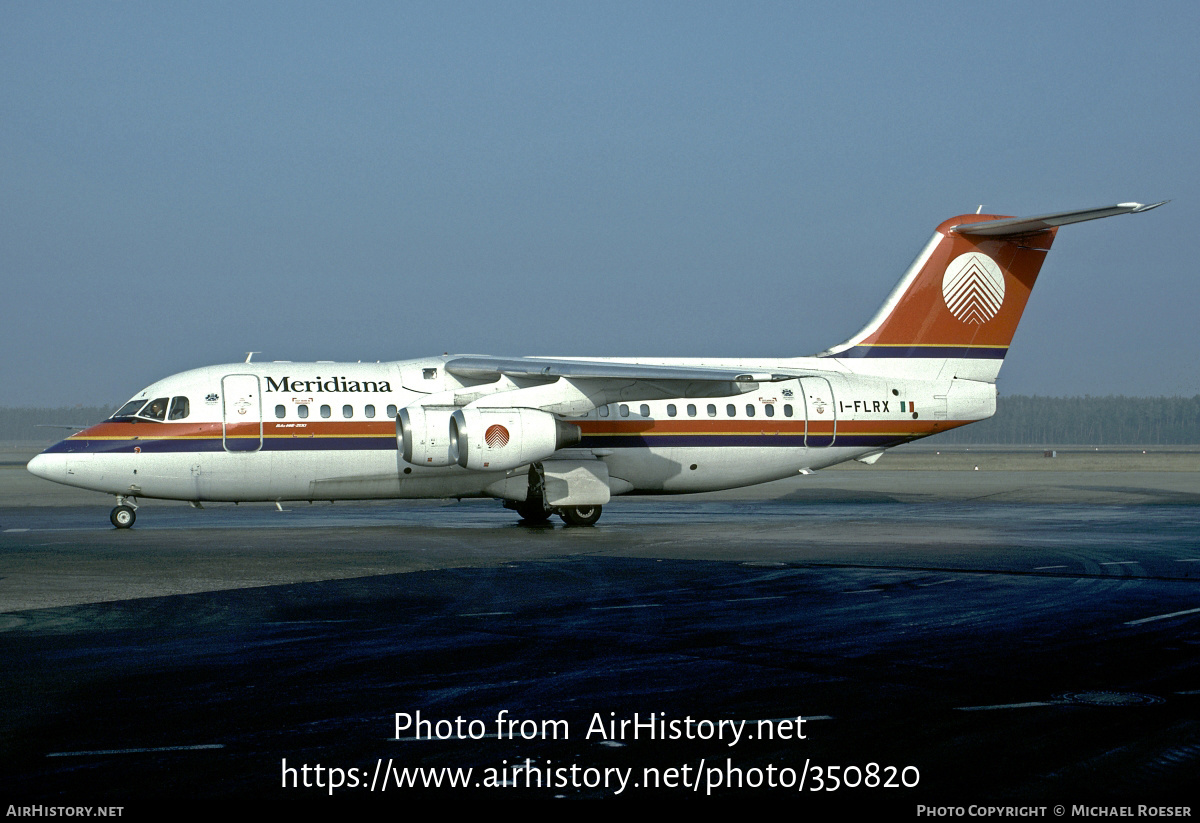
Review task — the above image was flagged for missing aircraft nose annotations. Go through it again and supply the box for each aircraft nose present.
[27,452,63,481]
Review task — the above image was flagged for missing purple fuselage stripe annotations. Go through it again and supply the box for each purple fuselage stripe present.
[45,432,915,454]
[838,345,1007,359]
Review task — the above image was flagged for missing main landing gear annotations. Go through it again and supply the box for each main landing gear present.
[559,505,602,527]
[508,499,603,526]
[110,496,137,529]
[504,465,603,526]
[513,500,553,523]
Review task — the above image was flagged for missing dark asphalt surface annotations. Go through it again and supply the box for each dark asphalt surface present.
[2,498,1198,814]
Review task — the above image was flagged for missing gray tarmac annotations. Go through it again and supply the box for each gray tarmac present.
[1,447,1198,811]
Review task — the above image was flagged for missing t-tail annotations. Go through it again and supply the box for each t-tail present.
[820,202,1166,383]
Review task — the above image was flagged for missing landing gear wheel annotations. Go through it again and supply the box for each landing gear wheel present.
[515,502,553,523]
[110,505,136,529]
[560,505,602,527]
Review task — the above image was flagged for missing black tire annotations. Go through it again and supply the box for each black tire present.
[515,501,553,523]
[560,505,602,527]
[110,505,136,529]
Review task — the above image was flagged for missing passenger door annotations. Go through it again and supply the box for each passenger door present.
[221,374,263,452]
[799,376,836,447]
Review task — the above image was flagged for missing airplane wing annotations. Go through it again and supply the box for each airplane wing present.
[444,355,792,384]
[438,355,797,413]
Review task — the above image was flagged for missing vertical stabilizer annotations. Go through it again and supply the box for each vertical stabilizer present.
[820,202,1164,382]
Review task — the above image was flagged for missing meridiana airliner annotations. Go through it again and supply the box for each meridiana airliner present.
[27,202,1165,528]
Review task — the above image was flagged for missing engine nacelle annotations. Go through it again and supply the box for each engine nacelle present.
[397,405,459,467]
[450,407,580,472]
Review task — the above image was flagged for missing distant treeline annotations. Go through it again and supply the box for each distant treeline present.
[0,407,113,441]
[2,396,1198,445]
[932,395,1200,445]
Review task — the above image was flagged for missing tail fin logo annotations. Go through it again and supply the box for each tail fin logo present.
[942,252,1005,325]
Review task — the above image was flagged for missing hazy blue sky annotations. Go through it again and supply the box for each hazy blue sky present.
[3,2,1196,407]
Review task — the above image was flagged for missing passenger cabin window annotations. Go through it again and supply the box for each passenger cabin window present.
[275,405,286,419]
[784,404,793,417]
[619,404,629,417]
[707,404,717,417]
[320,405,331,418]
[667,404,677,417]
[687,404,697,417]
[168,397,190,420]
[298,404,309,419]
[640,404,650,417]
[342,404,353,419]
[727,404,736,417]
[599,405,610,418]
[765,404,775,417]
[387,405,397,418]
[365,404,376,418]
[745,404,756,418]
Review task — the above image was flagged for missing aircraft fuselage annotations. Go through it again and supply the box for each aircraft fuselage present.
[28,356,991,504]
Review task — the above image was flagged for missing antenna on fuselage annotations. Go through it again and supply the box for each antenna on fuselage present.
[245,352,259,363]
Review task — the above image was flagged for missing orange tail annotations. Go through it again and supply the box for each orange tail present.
[821,202,1165,382]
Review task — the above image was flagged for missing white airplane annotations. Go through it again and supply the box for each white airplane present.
[28,202,1165,528]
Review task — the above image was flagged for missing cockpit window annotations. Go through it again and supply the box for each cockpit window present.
[112,399,147,418]
[139,398,170,421]
[113,396,188,421]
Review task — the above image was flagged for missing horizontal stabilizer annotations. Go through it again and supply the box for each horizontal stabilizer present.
[951,201,1167,237]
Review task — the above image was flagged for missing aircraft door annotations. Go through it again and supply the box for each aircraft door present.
[221,374,263,452]
[799,377,836,447]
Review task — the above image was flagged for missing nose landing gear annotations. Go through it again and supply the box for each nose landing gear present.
[110,496,137,529]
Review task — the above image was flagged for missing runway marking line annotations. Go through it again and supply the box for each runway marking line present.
[725,596,786,602]
[459,612,512,617]
[1034,565,1068,570]
[1101,561,1139,566]
[1125,606,1200,626]
[955,702,1057,711]
[591,604,662,610]
[48,744,224,757]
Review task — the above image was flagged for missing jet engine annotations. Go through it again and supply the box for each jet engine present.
[397,405,458,466]
[450,408,580,472]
